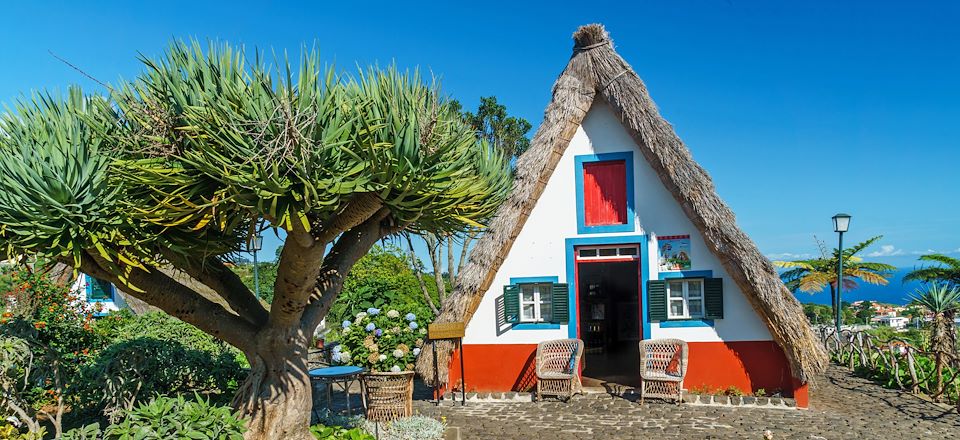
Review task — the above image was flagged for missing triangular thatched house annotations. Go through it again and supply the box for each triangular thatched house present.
[416,23,827,406]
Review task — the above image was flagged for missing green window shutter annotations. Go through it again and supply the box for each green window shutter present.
[648,280,667,321]
[704,278,724,319]
[551,283,569,324]
[503,285,520,324]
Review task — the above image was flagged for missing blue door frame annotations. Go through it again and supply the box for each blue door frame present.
[564,235,650,340]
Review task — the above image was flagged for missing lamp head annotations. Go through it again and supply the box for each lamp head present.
[832,213,851,233]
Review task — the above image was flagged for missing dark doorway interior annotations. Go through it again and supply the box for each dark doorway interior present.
[577,260,641,387]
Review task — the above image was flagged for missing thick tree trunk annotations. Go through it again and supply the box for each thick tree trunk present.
[234,327,315,440]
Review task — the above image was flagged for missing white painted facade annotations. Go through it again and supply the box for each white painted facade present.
[464,102,772,345]
[71,274,126,315]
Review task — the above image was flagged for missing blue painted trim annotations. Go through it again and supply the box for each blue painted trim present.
[658,270,713,279]
[84,274,115,303]
[574,152,636,235]
[509,276,559,284]
[513,323,561,330]
[564,234,649,340]
[508,276,560,330]
[659,319,715,328]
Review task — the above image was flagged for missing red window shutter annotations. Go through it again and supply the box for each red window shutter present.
[583,160,627,226]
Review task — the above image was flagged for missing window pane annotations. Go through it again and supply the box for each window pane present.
[669,300,684,317]
[619,247,638,256]
[688,280,703,298]
[668,281,684,298]
[598,248,617,257]
[688,299,703,317]
[522,304,536,321]
[521,285,534,302]
[88,277,112,300]
[579,248,598,258]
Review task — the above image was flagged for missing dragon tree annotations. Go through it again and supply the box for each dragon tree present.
[0,43,511,438]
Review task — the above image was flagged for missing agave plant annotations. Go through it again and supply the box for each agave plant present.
[0,41,511,439]
[908,282,960,400]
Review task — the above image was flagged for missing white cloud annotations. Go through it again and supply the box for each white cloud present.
[910,247,960,255]
[867,245,904,257]
[767,252,814,260]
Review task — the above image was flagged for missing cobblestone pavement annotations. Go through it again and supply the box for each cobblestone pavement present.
[408,365,960,439]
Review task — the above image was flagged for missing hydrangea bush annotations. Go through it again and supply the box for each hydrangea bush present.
[334,308,427,372]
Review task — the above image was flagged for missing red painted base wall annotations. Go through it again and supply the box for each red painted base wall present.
[447,340,808,407]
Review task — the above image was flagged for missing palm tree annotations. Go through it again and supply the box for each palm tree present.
[774,236,896,321]
[905,254,960,287]
[908,282,960,400]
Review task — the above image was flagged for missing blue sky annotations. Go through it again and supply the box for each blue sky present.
[2,1,958,269]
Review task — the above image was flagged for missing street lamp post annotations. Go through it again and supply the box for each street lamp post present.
[249,234,263,299]
[832,213,851,334]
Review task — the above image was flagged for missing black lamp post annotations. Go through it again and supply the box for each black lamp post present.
[832,213,851,334]
[249,234,263,299]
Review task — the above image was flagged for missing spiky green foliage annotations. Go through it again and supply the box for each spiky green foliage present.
[905,254,960,286]
[0,40,511,435]
[0,41,510,285]
[774,236,897,294]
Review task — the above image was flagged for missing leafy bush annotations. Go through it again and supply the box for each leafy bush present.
[335,308,427,372]
[310,424,374,440]
[73,337,243,420]
[61,394,246,439]
[0,423,43,440]
[362,416,445,440]
[330,245,436,327]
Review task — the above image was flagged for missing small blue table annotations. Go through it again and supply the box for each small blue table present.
[309,366,366,416]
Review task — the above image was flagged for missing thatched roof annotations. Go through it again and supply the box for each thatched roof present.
[416,24,828,386]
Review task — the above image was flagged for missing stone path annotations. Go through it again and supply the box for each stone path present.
[408,366,960,439]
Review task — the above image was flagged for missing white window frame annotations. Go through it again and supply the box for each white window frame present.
[519,283,552,323]
[666,278,705,320]
[576,245,640,261]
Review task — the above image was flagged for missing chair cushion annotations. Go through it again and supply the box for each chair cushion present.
[665,349,682,376]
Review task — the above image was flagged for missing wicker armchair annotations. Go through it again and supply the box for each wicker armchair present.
[638,338,688,405]
[535,338,584,401]
[360,371,414,421]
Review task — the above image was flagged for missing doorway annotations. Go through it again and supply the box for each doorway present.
[575,245,641,387]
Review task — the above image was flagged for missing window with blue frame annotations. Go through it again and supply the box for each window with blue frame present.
[86,275,114,301]
[500,276,568,329]
[574,152,635,234]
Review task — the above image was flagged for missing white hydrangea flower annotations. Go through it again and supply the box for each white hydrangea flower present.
[355,311,368,320]
[378,354,387,361]
[386,310,400,318]
[390,365,401,373]
[393,349,404,358]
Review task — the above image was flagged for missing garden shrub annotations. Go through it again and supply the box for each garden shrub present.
[362,416,445,440]
[61,394,246,439]
[335,308,427,372]
[330,245,436,327]
[73,337,243,420]
[310,424,374,440]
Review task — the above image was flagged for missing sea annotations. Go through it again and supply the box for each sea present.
[792,268,923,306]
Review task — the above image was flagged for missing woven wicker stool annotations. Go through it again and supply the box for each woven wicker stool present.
[638,338,688,405]
[361,371,414,422]
[535,338,584,402]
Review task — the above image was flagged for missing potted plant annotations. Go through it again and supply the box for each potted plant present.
[334,308,427,421]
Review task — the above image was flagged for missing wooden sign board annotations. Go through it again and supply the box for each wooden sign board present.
[428,321,465,340]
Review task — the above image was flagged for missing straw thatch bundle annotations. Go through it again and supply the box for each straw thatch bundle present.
[416,24,828,386]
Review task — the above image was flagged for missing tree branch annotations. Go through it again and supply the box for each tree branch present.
[161,250,269,327]
[77,252,259,350]
[299,209,393,331]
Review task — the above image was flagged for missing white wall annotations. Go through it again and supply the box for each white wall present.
[463,102,771,345]
[71,274,123,314]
